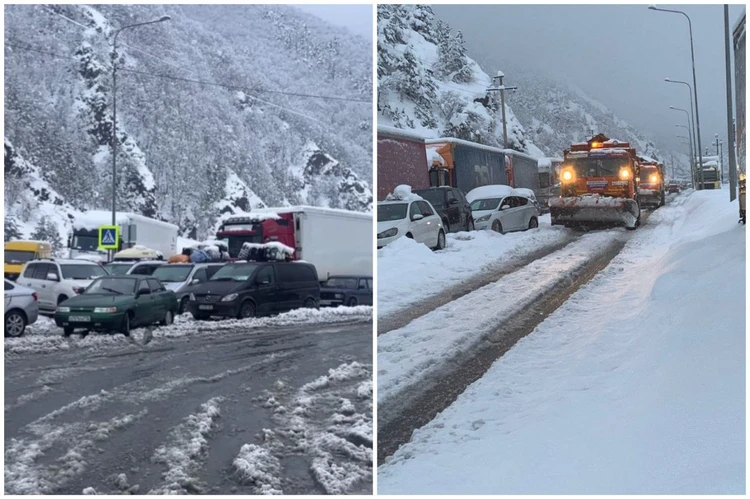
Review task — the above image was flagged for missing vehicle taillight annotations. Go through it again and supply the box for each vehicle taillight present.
[32,293,38,301]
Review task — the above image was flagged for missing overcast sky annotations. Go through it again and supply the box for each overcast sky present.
[295,4,372,40]
[432,4,745,155]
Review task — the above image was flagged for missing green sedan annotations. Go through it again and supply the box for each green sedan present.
[54,275,178,337]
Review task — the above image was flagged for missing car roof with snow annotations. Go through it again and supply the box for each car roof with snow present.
[31,258,99,265]
[466,185,518,203]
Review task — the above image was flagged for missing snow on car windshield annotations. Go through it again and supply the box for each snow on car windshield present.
[470,198,502,211]
[60,264,108,280]
[152,265,194,282]
[378,203,408,222]
[85,277,136,295]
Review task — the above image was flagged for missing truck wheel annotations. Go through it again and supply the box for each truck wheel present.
[433,230,446,251]
[63,326,74,337]
[120,313,131,337]
[5,311,26,338]
[492,220,504,234]
[347,297,358,307]
[160,310,174,326]
[238,301,256,319]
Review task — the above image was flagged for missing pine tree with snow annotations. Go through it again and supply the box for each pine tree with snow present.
[30,216,63,253]
[4,216,21,242]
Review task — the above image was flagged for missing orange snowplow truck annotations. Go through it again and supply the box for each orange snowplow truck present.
[637,158,666,208]
[550,133,641,230]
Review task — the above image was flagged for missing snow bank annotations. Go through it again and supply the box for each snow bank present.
[232,444,283,495]
[377,222,567,317]
[379,190,745,494]
[73,210,132,230]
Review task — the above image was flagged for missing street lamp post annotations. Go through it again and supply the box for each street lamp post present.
[666,81,697,166]
[676,135,693,186]
[651,6,704,189]
[670,106,694,168]
[110,16,171,249]
[486,71,518,149]
[675,124,695,189]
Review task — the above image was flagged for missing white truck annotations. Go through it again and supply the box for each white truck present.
[216,206,372,281]
[67,210,178,262]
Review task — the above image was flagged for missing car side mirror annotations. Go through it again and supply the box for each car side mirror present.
[190,278,200,285]
[47,273,59,282]
[501,205,510,211]
[412,213,424,221]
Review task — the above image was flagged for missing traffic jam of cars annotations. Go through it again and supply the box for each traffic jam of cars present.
[4,207,373,339]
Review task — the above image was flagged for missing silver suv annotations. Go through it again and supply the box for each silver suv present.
[16,259,109,314]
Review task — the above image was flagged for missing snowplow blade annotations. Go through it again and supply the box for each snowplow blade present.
[549,196,639,229]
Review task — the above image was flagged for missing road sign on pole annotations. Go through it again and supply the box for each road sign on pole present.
[99,226,120,250]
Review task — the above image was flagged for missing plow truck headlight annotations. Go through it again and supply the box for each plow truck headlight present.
[649,174,658,183]
[619,168,631,180]
[561,169,574,182]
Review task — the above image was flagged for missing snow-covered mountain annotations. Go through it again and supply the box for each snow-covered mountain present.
[377,4,543,157]
[5,4,372,242]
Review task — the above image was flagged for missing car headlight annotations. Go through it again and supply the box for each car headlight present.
[475,214,491,223]
[221,293,238,302]
[94,307,117,313]
[189,293,196,301]
[57,306,70,313]
[619,168,631,180]
[377,227,398,239]
[334,293,343,299]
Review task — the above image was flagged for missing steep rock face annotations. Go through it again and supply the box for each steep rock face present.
[377,4,543,157]
[5,4,373,241]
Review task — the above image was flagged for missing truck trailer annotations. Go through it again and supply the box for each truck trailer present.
[377,126,430,201]
[424,138,509,194]
[68,211,178,261]
[216,206,372,281]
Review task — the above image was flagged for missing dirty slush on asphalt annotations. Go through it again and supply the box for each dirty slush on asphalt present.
[4,313,374,495]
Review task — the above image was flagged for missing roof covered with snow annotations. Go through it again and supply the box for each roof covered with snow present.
[377,125,429,142]
[466,184,516,202]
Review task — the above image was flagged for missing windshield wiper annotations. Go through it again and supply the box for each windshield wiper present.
[100,287,123,295]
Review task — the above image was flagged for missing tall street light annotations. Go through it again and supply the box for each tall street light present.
[111,15,171,236]
[670,106,694,170]
[650,6,704,189]
[676,135,692,184]
[676,124,696,188]
[666,81,697,165]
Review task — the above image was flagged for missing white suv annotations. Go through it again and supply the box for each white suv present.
[16,259,109,314]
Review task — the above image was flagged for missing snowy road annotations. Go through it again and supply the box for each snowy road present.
[5,310,373,495]
[378,190,744,494]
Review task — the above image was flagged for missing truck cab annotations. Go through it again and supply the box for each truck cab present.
[638,160,666,208]
[216,213,295,259]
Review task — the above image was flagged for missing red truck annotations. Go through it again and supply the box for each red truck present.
[377,126,430,200]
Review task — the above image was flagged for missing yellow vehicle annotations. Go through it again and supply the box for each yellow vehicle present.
[4,240,52,280]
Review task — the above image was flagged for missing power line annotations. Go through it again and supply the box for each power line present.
[5,40,71,60]
[118,67,370,103]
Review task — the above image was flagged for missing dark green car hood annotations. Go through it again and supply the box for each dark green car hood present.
[62,294,136,308]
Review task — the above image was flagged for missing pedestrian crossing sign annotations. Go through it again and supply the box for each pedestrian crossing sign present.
[99,226,120,250]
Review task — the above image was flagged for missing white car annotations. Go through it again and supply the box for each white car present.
[16,259,108,314]
[514,187,542,213]
[467,185,540,234]
[377,197,445,250]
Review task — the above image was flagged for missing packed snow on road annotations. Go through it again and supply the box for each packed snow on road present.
[378,190,745,494]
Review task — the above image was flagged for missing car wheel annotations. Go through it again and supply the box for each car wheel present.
[433,230,446,251]
[57,295,68,305]
[160,310,174,326]
[347,297,358,307]
[528,217,538,230]
[120,313,131,337]
[492,220,503,234]
[63,326,74,337]
[441,218,450,233]
[405,233,413,239]
[238,300,256,319]
[179,297,189,314]
[5,311,26,338]
[304,297,318,309]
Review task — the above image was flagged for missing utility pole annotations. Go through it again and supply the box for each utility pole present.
[487,71,518,149]
[720,140,724,183]
[724,4,738,202]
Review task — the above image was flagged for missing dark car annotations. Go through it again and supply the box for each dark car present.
[54,275,178,337]
[667,183,681,194]
[187,261,320,320]
[413,187,474,233]
[320,276,373,307]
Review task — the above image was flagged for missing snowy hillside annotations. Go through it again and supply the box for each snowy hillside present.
[377,4,543,157]
[5,4,372,240]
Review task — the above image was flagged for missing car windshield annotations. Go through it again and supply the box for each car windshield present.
[414,190,444,208]
[567,157,629,177]
[210,263,259,281]
[640,167,658,181]
[71,234,101,252]
[60,264,108,280]
[4,250,35,264]
[152,265,194,282]
[103,263,132,275]
[323,277,358,289]
[470,198,502,211]
[378,203,408,222]
[85,277,136,295]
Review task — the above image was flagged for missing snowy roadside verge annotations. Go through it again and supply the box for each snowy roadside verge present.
[5,306,372,356]
[377,230,622,417]
[378,191,745,494]
[377,216,568,317]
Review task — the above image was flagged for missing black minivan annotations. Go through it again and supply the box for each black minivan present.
[187,261,320,320]
[413,187,474,233]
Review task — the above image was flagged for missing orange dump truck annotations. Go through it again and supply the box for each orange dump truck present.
[550,133,641,229]
[637,158,666,208]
